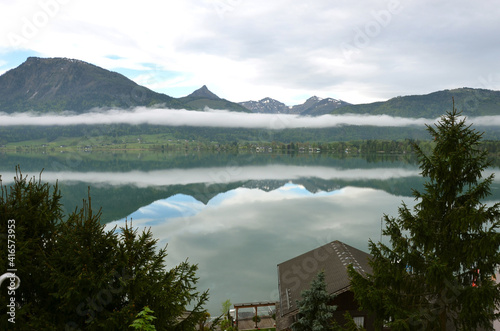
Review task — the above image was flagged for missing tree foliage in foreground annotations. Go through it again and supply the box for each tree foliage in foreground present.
[292,271,366,331]
[292,271,337,331]
[349,104,500,330]
[0,169,208,330]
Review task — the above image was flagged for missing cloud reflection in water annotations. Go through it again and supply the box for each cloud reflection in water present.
[106,182,415,315]
[0,165,420,186]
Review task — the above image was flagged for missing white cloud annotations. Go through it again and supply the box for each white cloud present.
[103,184,418,314]
[104,179,500,313]
[1,107,500,129]
[1,0,500,104]
[0,165,422,187]
[0,107,441,128]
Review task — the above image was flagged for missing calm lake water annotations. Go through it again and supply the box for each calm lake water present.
[1,151,499,315]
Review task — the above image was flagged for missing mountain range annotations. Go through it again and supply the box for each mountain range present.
[1,57,500,118]
[240,96,351,115]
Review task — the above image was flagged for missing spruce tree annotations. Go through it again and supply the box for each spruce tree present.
[349,103,500,330]
[0,168,63,329]
[292,271,337,331]
[0,169,209,330]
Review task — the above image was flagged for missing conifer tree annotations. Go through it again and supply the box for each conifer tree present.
[349,103,500,330]
[292,271,337,331]
[0,168,63,329]
[0,169,208,330]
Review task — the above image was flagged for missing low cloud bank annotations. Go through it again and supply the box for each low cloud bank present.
[0,107,429,128]
[1,108,499,129]
[0,165,422,187]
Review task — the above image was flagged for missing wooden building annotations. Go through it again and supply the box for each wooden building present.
[276,240,376,330]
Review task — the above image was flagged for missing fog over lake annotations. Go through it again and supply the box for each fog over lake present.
[0,165,421,187]
[0,108,434,128]
[1,151,498,314]
[2,108,500,129]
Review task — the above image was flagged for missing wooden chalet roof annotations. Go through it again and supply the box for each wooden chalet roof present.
[277,240,372,317]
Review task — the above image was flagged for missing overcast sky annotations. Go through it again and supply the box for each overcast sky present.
[1,0,500,105]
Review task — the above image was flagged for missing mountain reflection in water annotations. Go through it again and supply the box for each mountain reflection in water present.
[105,183,416,315]
[1,152,498,315]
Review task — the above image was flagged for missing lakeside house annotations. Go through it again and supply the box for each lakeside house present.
[276,240,376,330]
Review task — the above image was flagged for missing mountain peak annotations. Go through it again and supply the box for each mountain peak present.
[180,85,250,112]
[187,85,220,100]
[306,96,323,102]
[0,56,181,113]
[259,97,283,104]
[239,97,288,114]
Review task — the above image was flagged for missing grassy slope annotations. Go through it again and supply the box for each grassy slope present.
[334,88,500,118]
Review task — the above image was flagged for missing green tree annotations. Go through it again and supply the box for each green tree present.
[219,299,235,330]
[252,314,261,329]
[198,312,212,331]
[0,168,63,329]
[46,193,122,329]
[0,169,209,330]
[113,222,209,330]
[349,104,500,330]
[129,306,157,331]
[341,312,366,331]
[221,299,231,318]
[292,271,337,331]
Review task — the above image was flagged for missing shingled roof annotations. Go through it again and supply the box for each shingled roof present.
[277,240,372,317]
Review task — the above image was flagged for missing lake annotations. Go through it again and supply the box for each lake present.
[1,150,499,315]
